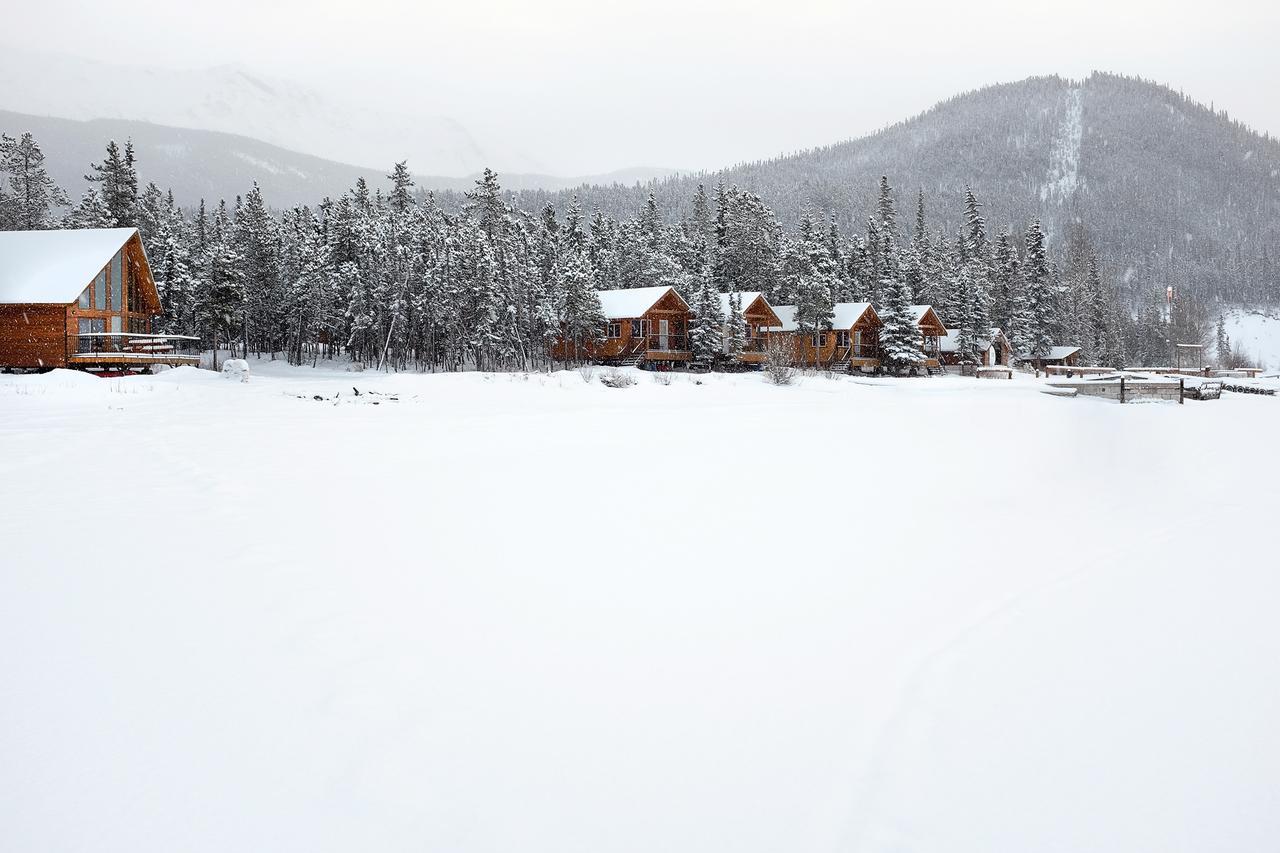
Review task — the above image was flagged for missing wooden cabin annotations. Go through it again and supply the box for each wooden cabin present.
[715,291,781,364]
[0,228,199,373]
[551,285,692,366]
[910,305,947,372]
[765,302,881,370]
[940,328,1014,368]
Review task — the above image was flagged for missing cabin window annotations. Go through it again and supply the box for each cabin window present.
[110,316,122,334]
[854,330,863,354]
[78,285,91,309]
[77,318,105,353]
[111,251,122,310]
[630,319,649,338]
[811,332,825,347]
[94,270,106,310]
[835,330,850,348]
[605,322,622,339]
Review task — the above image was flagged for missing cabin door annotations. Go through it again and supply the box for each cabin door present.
[658,319,669,351]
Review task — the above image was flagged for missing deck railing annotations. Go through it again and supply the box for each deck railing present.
[644,332,689,353]
[69,332,202,363]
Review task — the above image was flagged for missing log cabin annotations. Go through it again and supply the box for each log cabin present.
[551,285,692,366]
[765,302,881,369]
[715,291,781,364]
[0,228,199,372]
[940,327,1014,368]
[910,305,947,373]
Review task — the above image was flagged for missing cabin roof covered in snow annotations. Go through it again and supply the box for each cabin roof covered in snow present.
[909,305,943,325]
[831,302,874,329]
[940,327,1006,353]
[1048,345,1082,360]
[596,286,686,320]
[769,305,799,332]
[765,303,872,333]
[0,228,141,305]
[715,292,764,319]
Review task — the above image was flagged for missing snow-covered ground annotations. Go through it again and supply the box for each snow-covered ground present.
[2,363,1278,853]
[1222,306,1280,370]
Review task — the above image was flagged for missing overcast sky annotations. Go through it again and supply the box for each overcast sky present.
[8,0,1280,175]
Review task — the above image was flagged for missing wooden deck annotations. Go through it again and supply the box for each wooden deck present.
[69,352,201,368]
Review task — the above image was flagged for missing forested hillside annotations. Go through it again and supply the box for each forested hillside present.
[3,72,1275,374]
[505,73,1280,309]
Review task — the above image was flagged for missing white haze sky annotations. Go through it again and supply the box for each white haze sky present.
[8,0,1280,175]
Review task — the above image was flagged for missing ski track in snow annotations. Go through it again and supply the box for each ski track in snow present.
[1042,87,1083,204]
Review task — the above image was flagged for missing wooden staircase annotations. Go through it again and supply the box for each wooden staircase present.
[616,339,647,367]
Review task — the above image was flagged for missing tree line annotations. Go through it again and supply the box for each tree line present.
[1,130,1216,371]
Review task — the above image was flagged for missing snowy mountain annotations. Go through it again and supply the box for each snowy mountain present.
[0,46,516,177]
[0,110,683,207]
[0,110,395,208]
[523,73,1280,308]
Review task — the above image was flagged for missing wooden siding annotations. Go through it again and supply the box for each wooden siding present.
[0,305,67,368]
[551,287,692,363]
[769,306,882,367]
[2,231,163,371]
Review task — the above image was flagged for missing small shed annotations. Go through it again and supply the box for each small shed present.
[1024,345,1082,371]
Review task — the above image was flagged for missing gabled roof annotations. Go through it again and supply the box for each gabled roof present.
[940,327,1006,353]
[715,291,762,319]
[1048,345,1082,360]
[0,228,141,305]
[831,302,876,329]
[765,303,875,333]
[713,292,781,326]
[768,305,799,332]
[597,285,687,320]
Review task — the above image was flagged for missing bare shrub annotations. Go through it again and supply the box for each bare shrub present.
[764,336,797,386]
[651,372,672,386]
[599,369,637,388]
[1227,341,1260,369]
[578,365,596,383]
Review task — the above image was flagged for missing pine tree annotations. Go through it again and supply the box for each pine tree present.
[556,246,605,363]
[63,188,115,229]
[202,201,245,369]
[1,133,68,229]
[791,212,836,348]
[85,139,139,227]
[388,161,415,215]
[905,189,928,301]
[1216,313,1231,367]
[725,290,745,363]
[877,234,926,374]
[689,265,723,366]
[876,175,897,239]
[1023,219,1055,359]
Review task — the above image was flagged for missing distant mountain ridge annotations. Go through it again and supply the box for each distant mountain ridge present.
[0,110,683,207]
[514,72,1280,305]
[0,45,514,176]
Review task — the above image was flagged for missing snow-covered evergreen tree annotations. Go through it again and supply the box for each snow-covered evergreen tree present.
[1023,218,1055,359]
[0,133,68,229]
[877,234,926,374]
[689,265,723,366]
[84,139,138,227]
